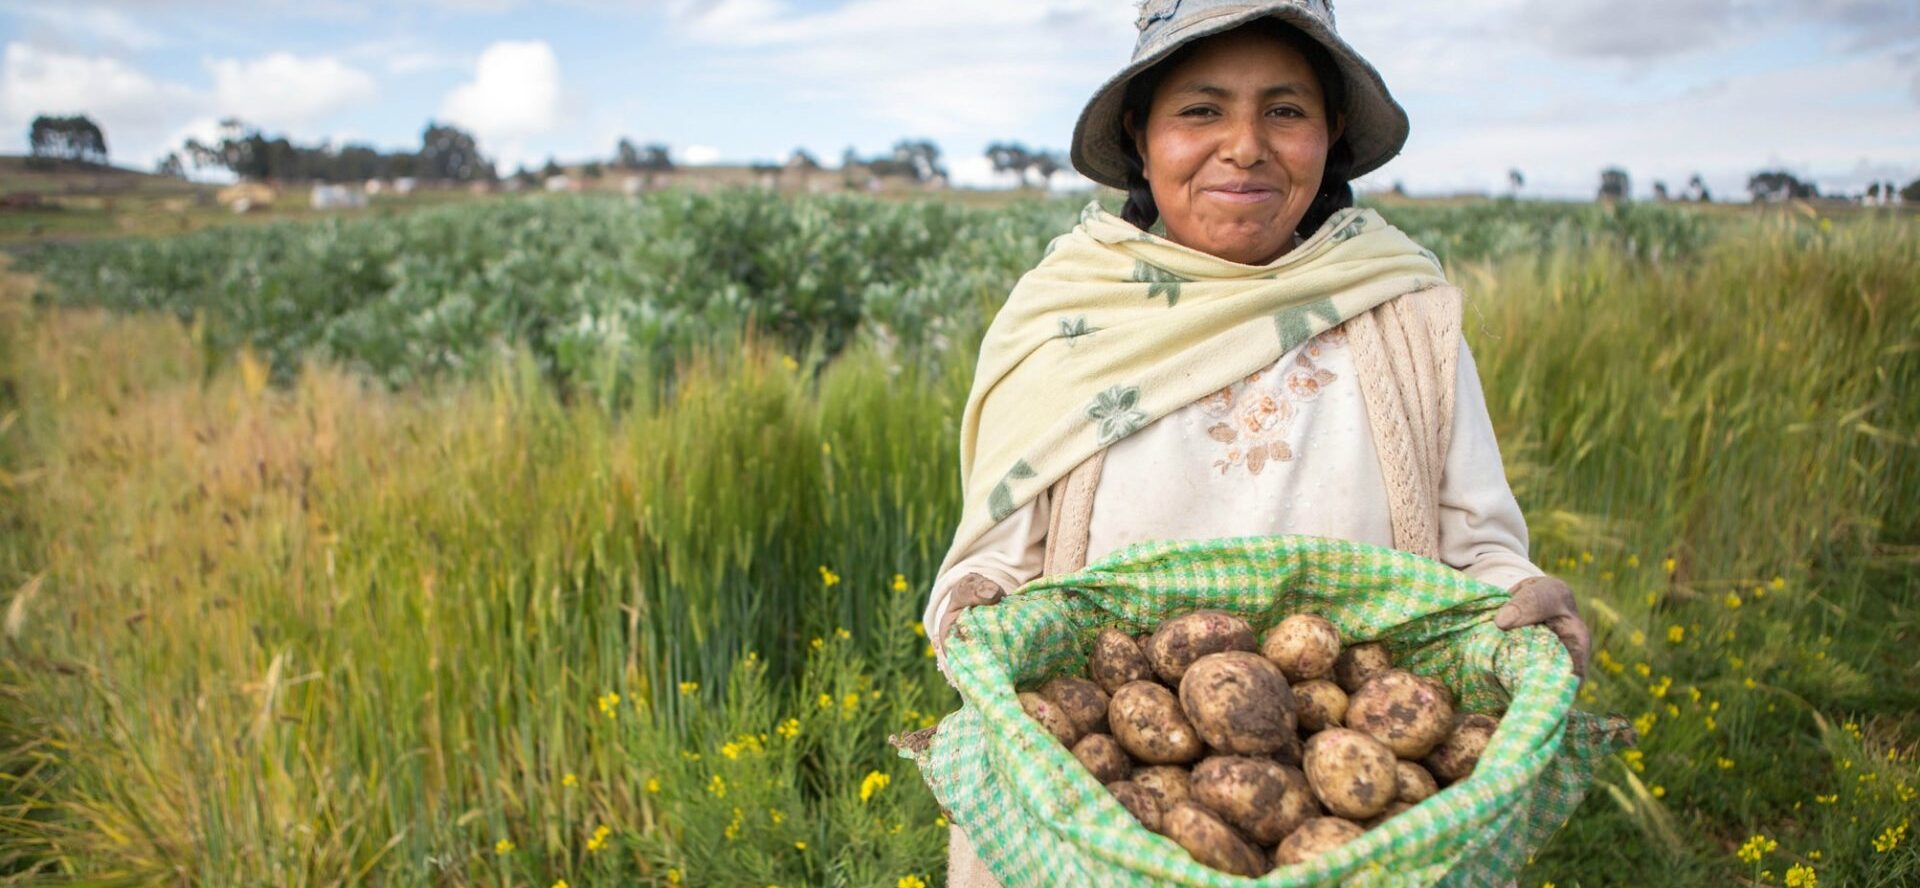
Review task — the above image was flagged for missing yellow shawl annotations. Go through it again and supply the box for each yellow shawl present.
[937,201,1448,582]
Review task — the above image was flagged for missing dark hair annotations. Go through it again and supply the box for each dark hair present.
[1117,19,1354,240]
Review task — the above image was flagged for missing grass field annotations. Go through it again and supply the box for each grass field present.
[1,191,1916,886]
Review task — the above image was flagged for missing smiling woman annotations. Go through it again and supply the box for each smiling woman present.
[925,1,1596,885]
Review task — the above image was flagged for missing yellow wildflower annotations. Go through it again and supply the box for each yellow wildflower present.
[769,808,787,825]
[834,626,851,640]
[1874,819,1909,853]
[899,876,928,888]
[1651,784,1666,799]
[781,355,799,371]
[1717,757,1736,770]
[1649,676,1672,698]
[810,637,824,650]
[678,681,698,696]
[1667,625,1685,644]
[554,882,570,888]
[1736,834,1777,864]
[1724,592,1743,610]
[1581,551,1594,564]
[722,741,742,761]
[1595,649,1624,675]
[1626,554,1641,568]
[494,838,515,855]
[842,691,861,716]
[1662,556,1677,574]
[668,868,683,884]
[925,643,937,659]
[1634,661,1652,678]
[776,717,801,739]
[1634,713,1657,736]
[587,824,611,852]
[795,840,808,850]
[1770,576,1786,591]
[562,772,578,787]
[1784,863,1816,887]
[821,441,832,456]
[860,770,891,802]
[1621,749,1645,772]
[1808,850,1821,861]
[598,692,622,718]
[1813,793,1837,805]
[819,565,841,587]
[893,574,911,592]
[818,693,833,709]
[1629,630,1646,646]
[1744,676,1757,690]
[646,777,661,793]
[935,814,949,828]
[911,619,926,636]
[709,774,727,798]
[1705,716,1718,732]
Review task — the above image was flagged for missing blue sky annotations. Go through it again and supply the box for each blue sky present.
[2,0,1916,200]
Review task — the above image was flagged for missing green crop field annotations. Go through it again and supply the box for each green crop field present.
[0,191,1915,886]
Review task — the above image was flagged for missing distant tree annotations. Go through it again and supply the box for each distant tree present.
[789,148,820,170]
[1507,168,1524,194]
[541,157,563,179]
[1390,181,1407,197]
[1747,169,1818,203]
[581,161,604,179]
[1652,181,1670,202]
[514,165,539,187]
[1031,151,1062,186]
[28,114,109,165]
[155,151,187,179]
[841,146,860,169]
[418,122,493,182]
[614,137,642,170]
[987,141,1034,181]
[1867,182,1882,203]
[632,143,673,171]
[1902,178,1920,204]
[1597,167,1631,203]
[889,139,946,183]
[1686,173,1712,203]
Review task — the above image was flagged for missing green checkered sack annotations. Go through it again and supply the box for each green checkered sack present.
[899,534,1634,887]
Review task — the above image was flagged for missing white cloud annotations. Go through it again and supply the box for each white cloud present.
[439,39,563,166]
[1,2,170,51]
[206,53,377,135]
[680,144,722,165]
[0,42,200,164]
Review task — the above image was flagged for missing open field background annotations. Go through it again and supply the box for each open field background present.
[1,192,1916,886]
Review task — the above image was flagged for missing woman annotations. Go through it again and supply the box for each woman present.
[925,2,1590,883]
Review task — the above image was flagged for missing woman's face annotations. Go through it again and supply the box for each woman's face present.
[1126,29,1342,266]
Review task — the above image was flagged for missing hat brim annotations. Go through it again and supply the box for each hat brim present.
[1069,6,1409,190]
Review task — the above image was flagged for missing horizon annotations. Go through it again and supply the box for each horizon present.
[2,1,1916,202]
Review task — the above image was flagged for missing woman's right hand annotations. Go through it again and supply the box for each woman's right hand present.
[934,572,1009,654]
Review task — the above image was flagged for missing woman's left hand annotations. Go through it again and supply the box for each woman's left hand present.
[1494,575,1592,680]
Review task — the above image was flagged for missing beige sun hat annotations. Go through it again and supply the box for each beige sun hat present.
[1070,0,1410,190]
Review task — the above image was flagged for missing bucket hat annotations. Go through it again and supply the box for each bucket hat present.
[1069,0,1409,190]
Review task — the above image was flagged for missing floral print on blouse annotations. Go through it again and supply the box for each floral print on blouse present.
[1200,327,1347,476]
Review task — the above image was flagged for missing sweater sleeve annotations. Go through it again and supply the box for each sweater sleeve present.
[923,487,1050,680]
[1437,339,1546,591]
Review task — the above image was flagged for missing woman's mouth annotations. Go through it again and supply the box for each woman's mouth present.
[1205,185,1276,204]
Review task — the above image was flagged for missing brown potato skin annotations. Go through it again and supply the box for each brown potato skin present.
[1144,611,1257,684]
[1089,630,1155,694]
[1426,712,1500,783]
[1072,733,1133,784]
[1041,676,1111,736]
[1190,756,1320,845]
[1266,728,1305,767]
[1162,801,1270,877]
[1178,651,1298,756]
[1272,817,1365,866]
[1292,679,1349,733]
[1018,691,1082,747]
[1361,799,1415,829]
[1345,669,1456,759]
[1131,765,1192,810]
[1109,681,1204,764]
[1395,760,1440,803]
[1108,780,1165,833]
[1331,642,1393,693]
[1302,728,1398,819]
[1261,614,1343,682]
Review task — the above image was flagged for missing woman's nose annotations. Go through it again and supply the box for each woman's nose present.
[1219,114,1266,168]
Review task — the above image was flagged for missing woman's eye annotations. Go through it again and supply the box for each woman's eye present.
[1269,106,1303,118]
[1179,106,1218,117]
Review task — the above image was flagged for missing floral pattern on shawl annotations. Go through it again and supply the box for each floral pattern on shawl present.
[1202,327,1346,476]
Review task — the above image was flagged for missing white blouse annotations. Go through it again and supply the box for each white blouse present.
[923,327,1543,647]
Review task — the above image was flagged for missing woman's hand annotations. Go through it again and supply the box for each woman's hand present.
[1494,575,1592,680]
[934,573,1009,655]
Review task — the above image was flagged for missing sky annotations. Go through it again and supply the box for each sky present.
[1,0,1916,200]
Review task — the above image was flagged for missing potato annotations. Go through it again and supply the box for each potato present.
[1331,642,1393,693]
[1041,676,1111,736]
[1302,728,1398,819]
[1425,712,1500,783]
[1089,629,1155,694]
[1267,727,1305,767]
[1108,780,1165,833]
[1109,681,1204,764]
[1272,816,1365,866]
[1395,760,1439,803]
[1345,669,1455,759]
[1190,756,1320,845]
[1178,651,1298,756]
[1261,614,1343,682]
[1162,801,1269,877]
[1292,679,1348,733]
[1072,733,1132,784]
[1144,610,1257,684]
[1361,799,1415,829]
[1132,765,1192,809]
[1018,691,1081,747]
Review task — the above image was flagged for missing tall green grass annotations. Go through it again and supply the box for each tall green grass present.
[1,200,1915,885]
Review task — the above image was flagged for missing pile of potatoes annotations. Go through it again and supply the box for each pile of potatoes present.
[1016,610,1502,877]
